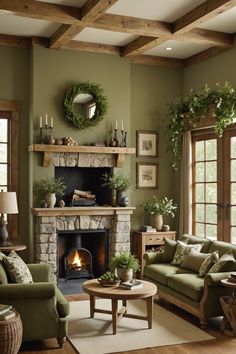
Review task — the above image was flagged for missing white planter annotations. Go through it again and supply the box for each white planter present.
[45,193,56,208]
[153,214,163,231]
[117,268,133,282]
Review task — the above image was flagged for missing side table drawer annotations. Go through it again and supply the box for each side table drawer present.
[145,234,165,245]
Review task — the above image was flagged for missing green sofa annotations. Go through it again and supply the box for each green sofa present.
[143,234,236,327]
[0,262,69,347]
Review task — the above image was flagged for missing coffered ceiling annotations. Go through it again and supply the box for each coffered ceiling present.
[0,0,236,68]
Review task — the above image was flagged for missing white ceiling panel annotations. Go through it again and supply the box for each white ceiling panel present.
[199,7,236,33]
[106,0,206,22]
[74,28,137,46]
[145,40,212,59]
[0,15,60,37]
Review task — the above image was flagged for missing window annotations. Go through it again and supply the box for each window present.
[192,124,236,244]
[0,101,20,239]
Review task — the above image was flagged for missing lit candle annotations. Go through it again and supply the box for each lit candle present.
[45,114,48,126]
[115,120,117,130]
[39,116,42,128]
[121,120,124,131]
[51,117,54,128]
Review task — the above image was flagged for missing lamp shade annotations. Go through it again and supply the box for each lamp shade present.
[0,192,18,214]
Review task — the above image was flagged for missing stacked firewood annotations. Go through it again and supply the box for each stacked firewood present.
[72,189,96,205]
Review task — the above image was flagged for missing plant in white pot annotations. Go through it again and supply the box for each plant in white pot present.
[34,177,66,208]
[142,196,177,231]
[111,252,140,282]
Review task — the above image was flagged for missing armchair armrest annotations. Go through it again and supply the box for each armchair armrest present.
[27,263,51,282]
[0,282,56,299]
[205,272,231,287]
[143,252,163,265]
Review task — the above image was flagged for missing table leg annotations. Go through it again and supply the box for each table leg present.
[111,299,118,334]
[90,295,95,318]
[146,295,154,329]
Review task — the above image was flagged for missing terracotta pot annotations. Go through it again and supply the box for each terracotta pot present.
[117,268,133,282]
[153,214,163,231]
[45,193,56,208]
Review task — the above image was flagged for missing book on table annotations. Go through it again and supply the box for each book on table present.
[0,304,13,315]
[119,280,143,290]
[228,274,236,283]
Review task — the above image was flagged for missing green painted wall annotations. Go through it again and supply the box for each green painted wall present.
[0,45,30,259]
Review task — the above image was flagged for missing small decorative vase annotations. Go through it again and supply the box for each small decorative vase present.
[45,193,56,208]
[111,188,117,207]
[58,199,65,208]
[162,224,170,231]
[117,191,128,207]
[117,268,133,282]
[153,214,163,231]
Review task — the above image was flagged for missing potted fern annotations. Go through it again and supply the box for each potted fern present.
[111,252,140,282]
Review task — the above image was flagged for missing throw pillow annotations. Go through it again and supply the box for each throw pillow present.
[198,251,219,277]
[162,238,188,263]
[208,250,236,273]
[180,248,210,273]
[171,241,203,266]
[2,251,33,283]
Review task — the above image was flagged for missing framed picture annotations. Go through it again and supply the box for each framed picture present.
[136,130,158,157]
[136,162,158,189]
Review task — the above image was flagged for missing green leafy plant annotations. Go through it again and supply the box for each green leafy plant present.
[34,177,66,195]
[167,82,236,169]
[101,172,131,192]
[111,252,140,273]
[142,196,177,216]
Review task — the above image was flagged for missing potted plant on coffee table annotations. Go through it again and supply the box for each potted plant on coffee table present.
[111,252,140,282]
[34,176,66,208]
[142,196,177,231]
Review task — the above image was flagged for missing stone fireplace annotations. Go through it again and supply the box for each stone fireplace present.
[31,146,136,281]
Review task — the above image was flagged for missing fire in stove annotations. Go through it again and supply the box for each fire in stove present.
[64,248,93,281]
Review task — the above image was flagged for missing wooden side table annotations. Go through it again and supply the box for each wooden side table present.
[0,244,26,254]
[131,231,176,278]
[220,279,236,336]
[0,311,23,354]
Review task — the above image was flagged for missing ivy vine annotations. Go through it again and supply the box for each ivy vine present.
[167,82,236,169]
[63,81,108,129]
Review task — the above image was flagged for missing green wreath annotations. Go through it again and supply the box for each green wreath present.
[63,81,108,129]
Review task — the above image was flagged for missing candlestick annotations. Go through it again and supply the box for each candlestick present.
[114,128,120,147]
[121,120,123,131]
[50,117,54,128]
[39,116,43,128]
[45,114,48,126]
[115,120,117,130]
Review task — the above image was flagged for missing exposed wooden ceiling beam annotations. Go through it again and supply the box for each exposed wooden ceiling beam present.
[122,37,167,57]
[80,0,118,22]
[0,0,80,24]
[50,24,84,49]
[184,46,230,66]
[129,55,184,69]
[63,40,121,56]
[174,0,236,34]
[0,33,31,48]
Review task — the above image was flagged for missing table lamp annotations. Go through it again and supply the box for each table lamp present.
[0,191,18,246]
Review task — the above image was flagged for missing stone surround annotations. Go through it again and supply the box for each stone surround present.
[33,207,135,279]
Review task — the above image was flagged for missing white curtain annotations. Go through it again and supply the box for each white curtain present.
[179,131,192,236]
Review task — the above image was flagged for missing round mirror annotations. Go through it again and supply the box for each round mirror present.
[63,81,108,129]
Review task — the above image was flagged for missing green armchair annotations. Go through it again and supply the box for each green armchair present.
[0,262,69,347]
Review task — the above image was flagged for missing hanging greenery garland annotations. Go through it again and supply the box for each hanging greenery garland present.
[63,81,108,129]
[167,81,236,169]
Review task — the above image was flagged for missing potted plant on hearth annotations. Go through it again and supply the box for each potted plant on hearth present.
[34,177,66,208]
[111,252,140,282]
[142,196,177,231]
[101,172,131,207]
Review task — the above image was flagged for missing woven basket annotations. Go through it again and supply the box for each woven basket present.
[0,311,23,354]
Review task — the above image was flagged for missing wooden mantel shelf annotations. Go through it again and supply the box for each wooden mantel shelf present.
[29,144,136,167]
[32,206,136,217]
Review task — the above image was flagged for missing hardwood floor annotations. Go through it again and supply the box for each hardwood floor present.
[19,293,236,354]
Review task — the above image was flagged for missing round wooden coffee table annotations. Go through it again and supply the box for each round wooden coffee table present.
[83,279,157,334]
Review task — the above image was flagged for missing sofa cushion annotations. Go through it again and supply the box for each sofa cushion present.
[1,251,33,283]
[171,241,203,266]
[0,262,8,284]
[168,273,204,302]
[199,251,219,277]
[208,250,236,273]
[180,248,210,272]
[181,234,211,253]
[162,238,188,263]
[143,264,180,286]
[209,240,236,259]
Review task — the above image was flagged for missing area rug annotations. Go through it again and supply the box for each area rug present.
[67,299,214,354]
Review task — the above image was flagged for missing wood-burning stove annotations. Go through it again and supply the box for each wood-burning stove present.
[64,247,93,281]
